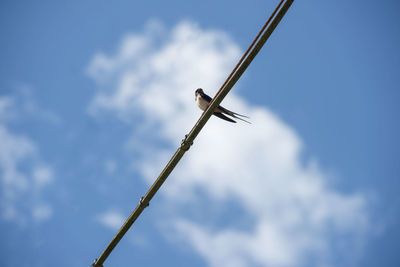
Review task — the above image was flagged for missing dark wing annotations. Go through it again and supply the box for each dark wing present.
[213,112,236,123]
[200,92,213,103]
[201,92,250,124]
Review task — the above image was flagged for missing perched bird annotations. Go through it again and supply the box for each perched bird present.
[195,88,251,124]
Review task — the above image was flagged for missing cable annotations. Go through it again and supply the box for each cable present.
[92,1,294,266]
[216,0,285,98]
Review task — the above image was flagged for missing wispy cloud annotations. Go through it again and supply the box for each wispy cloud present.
[88,20,371,266]
[96,210,125,231]
[104,159,117,174]
[32,203,53,222]
[0,96,16,121]
[0,94,55,224]
[33,165,54,187]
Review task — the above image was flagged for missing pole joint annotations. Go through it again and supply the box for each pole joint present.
[139,196,149,208]
[180,134,193,151]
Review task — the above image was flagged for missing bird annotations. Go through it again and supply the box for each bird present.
[195,88,251,124]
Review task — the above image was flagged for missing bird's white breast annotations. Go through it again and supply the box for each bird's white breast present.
[196,95,209,111]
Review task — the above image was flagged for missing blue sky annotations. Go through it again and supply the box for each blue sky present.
[1,0,399,266]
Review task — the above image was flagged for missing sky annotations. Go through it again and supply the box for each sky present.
[0,0,399,267]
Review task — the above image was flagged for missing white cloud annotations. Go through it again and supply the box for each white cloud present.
[0,96,16,121]
[33,165,54,187]
[104,159,117,174]
[32,203,53,222]
[87,20,370,266]
[0,95,54,223]
[0,125,34,193]
[97,210,125,230]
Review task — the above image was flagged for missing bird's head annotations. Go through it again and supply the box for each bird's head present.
[195,88,204,98]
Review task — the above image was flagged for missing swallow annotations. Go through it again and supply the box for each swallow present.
[195,88,251,124]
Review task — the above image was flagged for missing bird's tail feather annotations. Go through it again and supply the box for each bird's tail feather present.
[218,106,250,119]
[230,111,249,118]
[213,112,236,123]
[231,114,251,124]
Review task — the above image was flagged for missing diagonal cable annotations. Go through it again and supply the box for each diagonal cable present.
[92,0,294,266]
